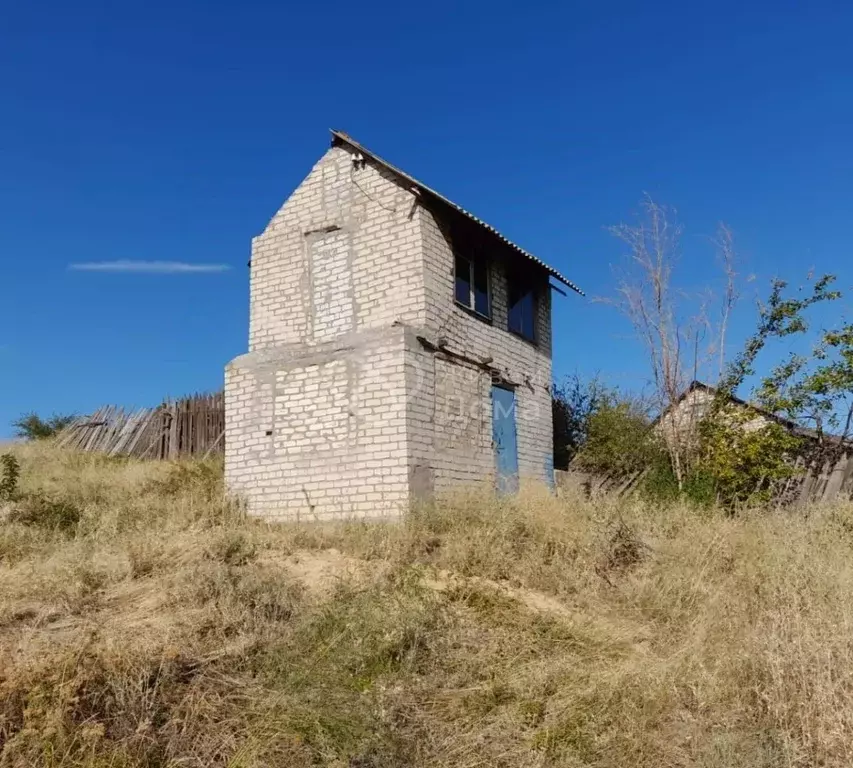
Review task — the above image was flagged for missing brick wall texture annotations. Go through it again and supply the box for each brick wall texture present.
[225,144,555,520]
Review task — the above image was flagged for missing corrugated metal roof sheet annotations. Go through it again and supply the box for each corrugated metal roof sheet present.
[330,130,583,296]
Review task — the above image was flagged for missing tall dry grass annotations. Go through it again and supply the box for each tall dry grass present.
[2,442,853,766]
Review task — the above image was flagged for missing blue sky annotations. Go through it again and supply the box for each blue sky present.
[1,0,852,436]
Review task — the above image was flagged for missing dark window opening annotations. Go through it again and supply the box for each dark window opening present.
[455,253,491,318]
[508,280,537,341]
[454,253,471,305]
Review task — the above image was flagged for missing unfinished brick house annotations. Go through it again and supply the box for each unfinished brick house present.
[225,131,582,519]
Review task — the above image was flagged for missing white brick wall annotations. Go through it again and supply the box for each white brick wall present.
[226,141,557,520]
[226,328,411,520]
[309,233,355,341]
[248,148,426,351]
[417,206,555,489]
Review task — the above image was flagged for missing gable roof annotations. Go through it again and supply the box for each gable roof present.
[678,381,849,444]
[330,130,583,296]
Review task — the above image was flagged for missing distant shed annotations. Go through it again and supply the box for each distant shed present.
[660,381,853,504]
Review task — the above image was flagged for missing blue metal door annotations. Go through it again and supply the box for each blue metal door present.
[492,385,519,493]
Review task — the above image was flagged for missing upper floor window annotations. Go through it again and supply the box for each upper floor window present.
[455,252,491,318]
[508,280,537,342]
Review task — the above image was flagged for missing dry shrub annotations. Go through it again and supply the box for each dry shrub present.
[7,492,82,532]
[204,530,257,567]
[2,442,853,766]
[0,454,20,501]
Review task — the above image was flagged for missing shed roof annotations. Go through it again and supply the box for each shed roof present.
[330,130,583,295]
[678,381,850,444]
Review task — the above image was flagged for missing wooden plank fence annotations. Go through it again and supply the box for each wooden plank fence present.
[556,451,853,506]
[56,392,224,460]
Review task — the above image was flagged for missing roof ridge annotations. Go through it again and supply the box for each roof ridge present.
[682,380,850,444]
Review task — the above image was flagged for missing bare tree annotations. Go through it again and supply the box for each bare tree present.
[605,196,739,489]
[712,223,739,380]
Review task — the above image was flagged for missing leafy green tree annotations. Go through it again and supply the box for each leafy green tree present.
[756,322,853,442]
[692,274,844,509]
[574,398,664,478]
[552,375,608,469]
[695,407,803,508]
[12,412,77,440]
[715,275,841,407]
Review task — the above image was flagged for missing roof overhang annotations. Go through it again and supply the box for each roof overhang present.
[330,130,584,296]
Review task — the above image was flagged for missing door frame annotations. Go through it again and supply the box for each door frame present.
[491,383,519,494]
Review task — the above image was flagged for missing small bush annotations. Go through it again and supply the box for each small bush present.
[12,412,77,440]
[0,453,20,501]
[681,468,718,507]
[233,568,303,623]
[599,517,645,574]
[151,459,224,500]
[8,493,82,532]
[205,531,257,566]
[575,400,665,478]
[695,406,802,508]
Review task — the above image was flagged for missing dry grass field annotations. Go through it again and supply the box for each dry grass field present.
[2,442,853,767]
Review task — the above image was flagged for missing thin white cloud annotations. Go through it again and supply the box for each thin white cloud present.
[69,260,231,274]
